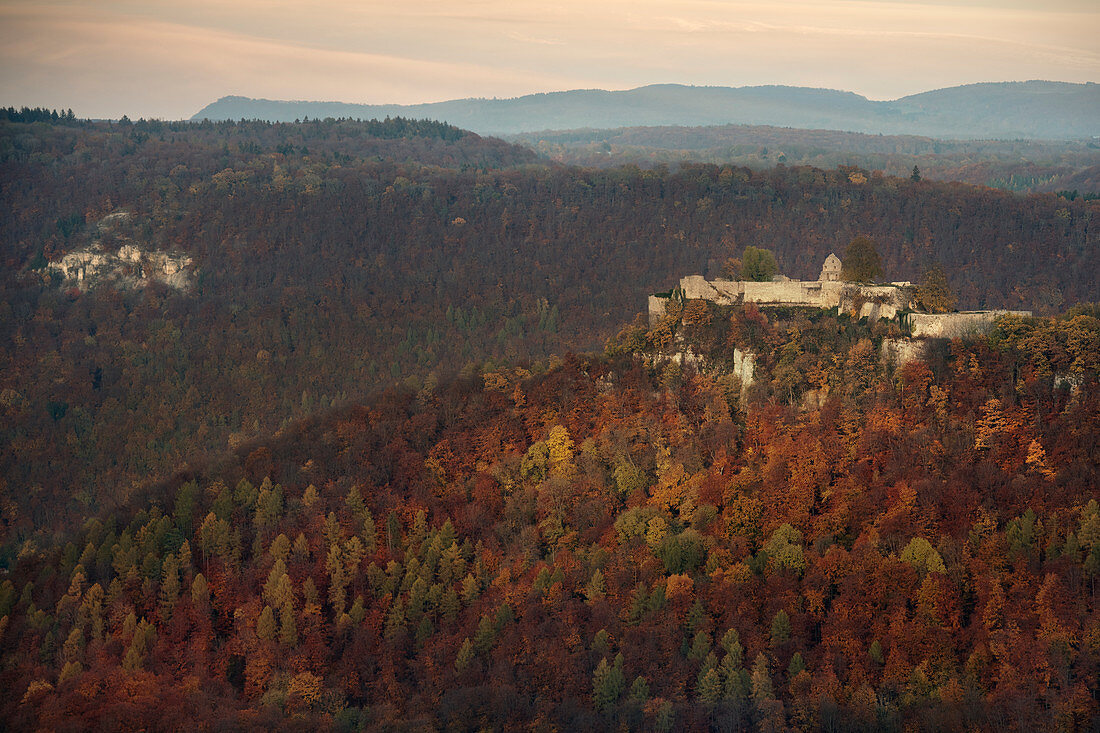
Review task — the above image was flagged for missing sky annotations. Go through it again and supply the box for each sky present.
[1,0,1097,120]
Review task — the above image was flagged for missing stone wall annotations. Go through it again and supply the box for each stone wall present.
[647,295,668,328]
[663,275,910,316]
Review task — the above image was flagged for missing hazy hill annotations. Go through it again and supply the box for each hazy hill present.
[192,81,1100,139]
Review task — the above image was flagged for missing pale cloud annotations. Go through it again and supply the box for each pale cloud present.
[0,0,1096,118]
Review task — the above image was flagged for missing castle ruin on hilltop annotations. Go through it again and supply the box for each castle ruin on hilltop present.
[649,253,915,326]
[649,254,1031,375]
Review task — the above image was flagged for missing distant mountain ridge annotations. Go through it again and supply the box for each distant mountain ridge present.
[192,81,1100,140]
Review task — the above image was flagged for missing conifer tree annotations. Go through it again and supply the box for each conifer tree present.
[592,654,625,713]
[191,573,210,609]
[461,573,479,605]
[787,652,806,678]
[697,667,723,705]
[769,609,791,647]
[279,604,297,646]
[584,569,606,603]
[257,606,277,641]
[269,534,291,563]
[159,554,180,620]
[455,637,474,672]
[628,675,650,702]
[750,653,774,703]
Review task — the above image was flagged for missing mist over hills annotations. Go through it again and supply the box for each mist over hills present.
[192,81,1100,140]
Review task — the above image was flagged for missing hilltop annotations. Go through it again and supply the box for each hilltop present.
[1,299,1097,729]
[192,81,1100,140]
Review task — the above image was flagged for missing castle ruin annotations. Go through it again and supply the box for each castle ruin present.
[649,254,1032,378]
[649,253,914,326]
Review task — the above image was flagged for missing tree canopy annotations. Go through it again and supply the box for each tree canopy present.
[914,262,957,313]
[741,246,778,282]
[841,235,883,283]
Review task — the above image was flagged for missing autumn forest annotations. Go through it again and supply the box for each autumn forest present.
[1,112,1099,730]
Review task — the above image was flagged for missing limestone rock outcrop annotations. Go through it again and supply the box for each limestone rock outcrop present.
[45,211,194,291]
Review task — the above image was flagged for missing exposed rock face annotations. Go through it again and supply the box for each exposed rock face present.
[906,311,1031,339]
[45,211,194,291]
[649,344,756,397]
[882,338,930,369]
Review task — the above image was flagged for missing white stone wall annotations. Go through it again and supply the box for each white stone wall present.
[647,295,668,328]
[672,275,908,315]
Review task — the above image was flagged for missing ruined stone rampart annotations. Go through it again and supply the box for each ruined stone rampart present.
[649,257,1031,379]
[647,295,669,328]
[658,275,910,322]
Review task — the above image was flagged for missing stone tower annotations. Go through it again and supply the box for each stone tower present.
[819,253,842,282]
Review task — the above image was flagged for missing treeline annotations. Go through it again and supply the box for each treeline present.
[1,116,1098,535]
[1,305,1097,729]
[513,124,1100,195]
[0,107,79,125]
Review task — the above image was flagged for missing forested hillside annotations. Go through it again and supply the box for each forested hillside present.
[513,125,1100,195]
[1,300,1097,729]
[1,116,1098,537]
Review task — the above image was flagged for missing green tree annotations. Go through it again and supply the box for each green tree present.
[159,554,180,620]
[122,627,147,670]
[787,652,806,678]
[742,247,778,282]
[720,628,743,662]
[592,654,625,713]
[279,604,298,646]
[769,609,791,647]
[764,524,805,574]
[750,652,774,703]
[628,675,650,702]
[473,614,496,654]
[914,262,956,313]
[901,536,946,575]
[697,667,723,705]
[455,637,474,672]
[688,630,712,662]
[841,236,883,283]
[257,606,277,641]
[584,569,606,604]
[253,480,283,530]
[592,628,612,657]
[191,573,209,609]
